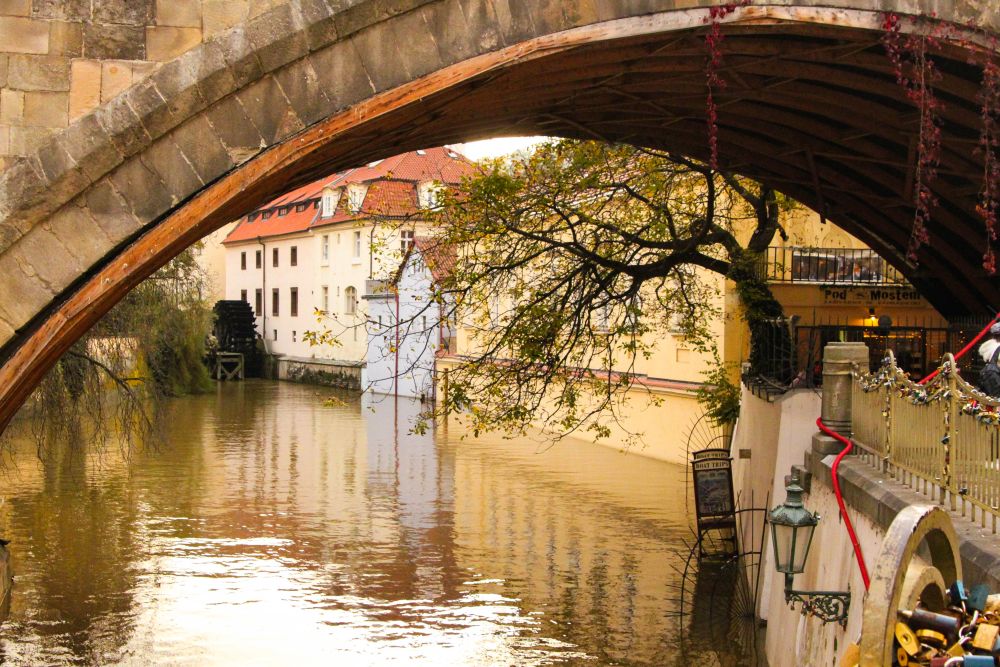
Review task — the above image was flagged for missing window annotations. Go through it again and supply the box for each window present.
[292,330,297,342]
[290,287,298,317]
[255,250,262,269]
[248,212,259,222]
[417,181,441,209]
[353,231,361,258]
[278,206,289,216]
[347,184,366,212]
[272,288,279,316]
[295,203,306,212]
[321,285,328,313]
[240,289,247,302]
[290,246,298,267]
[262,210,272,220]
[240,252,246,270]
[337,233,341,245]
[321,235,329,262]
[321,189,339,218]
[272,247,278,267]
[255,289,262,315]
[273,329,277,341]
[345,286,357,315]
[400,230,415,253]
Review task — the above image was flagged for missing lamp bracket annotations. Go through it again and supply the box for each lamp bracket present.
[785,587,851,626]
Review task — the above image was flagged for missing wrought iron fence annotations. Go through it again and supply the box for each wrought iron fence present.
[758,247,909,286]
[852,352,1000,533]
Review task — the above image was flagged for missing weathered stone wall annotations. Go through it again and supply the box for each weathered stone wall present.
[0,0,293,167]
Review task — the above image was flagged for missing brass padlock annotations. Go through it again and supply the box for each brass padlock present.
[972,621,999,652]
[895,646,909,665]
[915,628,947,649]
[895,622,920,656]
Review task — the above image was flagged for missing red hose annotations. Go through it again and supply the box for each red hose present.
[816,416,871,591]
[919,313,1000,384]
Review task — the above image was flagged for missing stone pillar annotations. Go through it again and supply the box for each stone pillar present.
[813,341,869,455]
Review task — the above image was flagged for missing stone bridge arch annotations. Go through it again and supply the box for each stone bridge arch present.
[0,0,999,430]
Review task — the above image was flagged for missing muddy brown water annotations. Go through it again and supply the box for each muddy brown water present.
[0,380,751,665]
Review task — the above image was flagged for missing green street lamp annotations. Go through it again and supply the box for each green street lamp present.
[768,475,851,625]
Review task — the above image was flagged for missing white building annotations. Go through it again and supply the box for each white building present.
[221,147,475,387]
[363,238,456,399]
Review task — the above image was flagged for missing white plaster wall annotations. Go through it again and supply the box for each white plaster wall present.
[364,250,440,399]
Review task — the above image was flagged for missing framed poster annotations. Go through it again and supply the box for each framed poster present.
[691,448,736,547]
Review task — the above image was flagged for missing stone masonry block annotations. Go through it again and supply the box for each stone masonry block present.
[8,54,70,91]
[0,55,8,88]
[121,77,172,141]
[188,41,237,106]
[45,201,113,270]
[22,91,69,127]
[0,155,45,237]
[83,23,145,60]
[235,74,302,145]
[457,0,504,51]
[30,0,91,22]
[203,0,248,37]
[0,0,31,16]
[8,125,48,155]
[246,3,309,73]
[214,26,263,89]
[140,136,204,205]
[350,21,408,92]
[0,252,55,330]
[0,16,49,54]
[93,0,154,27]
[334,0,434,40]
[490,0,538,46]
[292,0,339,52]
[0,88,23,124]
[204,94,264,165]
[100,61,133,103]
[48,20,83,56]
[69,59,101,120]
[156,0,202,27]
[0,125,8,154]
[310,38,375,113]
[385,7,442,81]
[421,0,477,66]
[144,57,210,139]
[84,177,142,242]
[108,156,173,224]
[59,113,123,182]
[9,223,85,295]
[273,56,332,127]
[0,316,14,347]
[94,94,152,159]
[146,26,202,62]
[168,113,233,183]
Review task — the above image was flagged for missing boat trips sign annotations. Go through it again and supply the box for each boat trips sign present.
[821,286,925,306]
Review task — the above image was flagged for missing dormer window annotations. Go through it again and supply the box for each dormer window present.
[347,184,367,213]
[278,206,289,216]
[295,203,306,212]
[321,188,341,218]
[248,212,259,222]
[417,180,442,209]
[262,209,272,220]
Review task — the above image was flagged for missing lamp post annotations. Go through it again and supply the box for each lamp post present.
[768,475,851,625]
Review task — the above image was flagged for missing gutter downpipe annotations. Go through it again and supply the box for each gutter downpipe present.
[257,236,269,354]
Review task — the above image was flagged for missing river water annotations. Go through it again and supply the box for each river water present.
[0,380,752,666]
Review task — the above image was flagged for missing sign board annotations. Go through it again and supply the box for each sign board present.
[692,449,736,521]
[820,286,925,307]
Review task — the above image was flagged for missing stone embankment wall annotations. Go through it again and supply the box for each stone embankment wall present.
[0,0,284,169]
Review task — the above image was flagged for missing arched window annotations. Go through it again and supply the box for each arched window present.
[345,286,357,315]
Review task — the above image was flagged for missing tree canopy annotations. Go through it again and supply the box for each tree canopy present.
[422,140,793,443]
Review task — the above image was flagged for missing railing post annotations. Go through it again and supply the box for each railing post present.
[814,342,870,455]
[944,354,957,511]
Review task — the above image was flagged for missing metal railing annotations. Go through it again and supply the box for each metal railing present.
[759,247,909,286]
[852,352,1000,532]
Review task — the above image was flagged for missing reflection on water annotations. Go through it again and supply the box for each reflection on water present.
[0,381,744,665]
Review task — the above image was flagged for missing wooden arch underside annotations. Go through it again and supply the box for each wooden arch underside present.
[291,24,996,316]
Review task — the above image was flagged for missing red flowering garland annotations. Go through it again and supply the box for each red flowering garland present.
[881,13,945,264]
[704,2,751,170]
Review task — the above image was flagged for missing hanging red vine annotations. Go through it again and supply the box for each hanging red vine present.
[704,2,751,170]
[881,13,945,263]
[973,43,1000,274]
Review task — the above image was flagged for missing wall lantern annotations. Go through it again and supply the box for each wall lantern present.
[865,307,878,327]
[768,474,851,625]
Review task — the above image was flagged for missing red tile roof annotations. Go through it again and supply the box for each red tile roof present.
[413,236,456,284]
[223,147,474,245]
